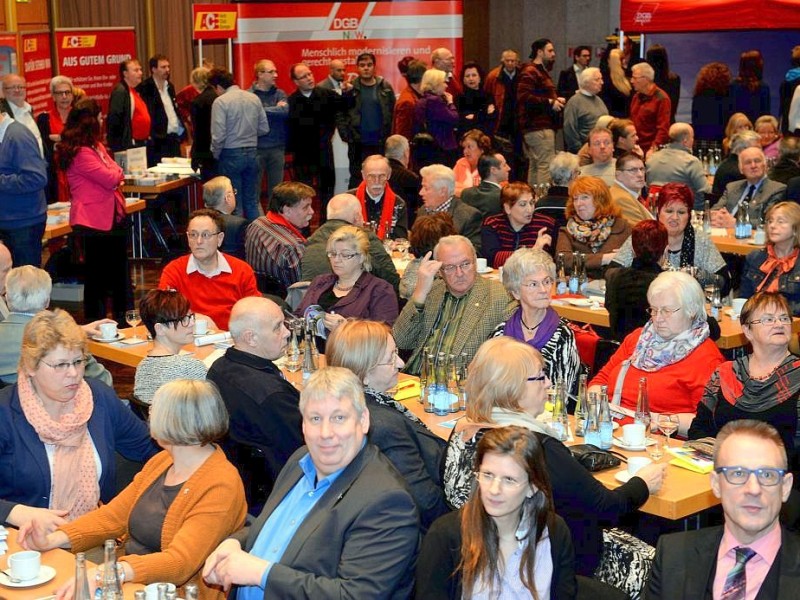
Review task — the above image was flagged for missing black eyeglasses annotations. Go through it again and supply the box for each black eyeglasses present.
[715,466,786,487]
[162,313,196,327]
[527,374,547,382]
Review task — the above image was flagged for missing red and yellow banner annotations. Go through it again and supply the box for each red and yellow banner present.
[193,4,238,40]
[20,31,51,114]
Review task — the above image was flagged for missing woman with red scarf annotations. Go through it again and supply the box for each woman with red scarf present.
[690,292,800,465]
[740,202,800,315]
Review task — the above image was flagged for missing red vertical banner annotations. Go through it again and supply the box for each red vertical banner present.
[0,33,19,78]
[19,31,52,114]
[55,28,136,115]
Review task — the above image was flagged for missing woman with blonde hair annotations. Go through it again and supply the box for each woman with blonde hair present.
[555,175,631,279]
[722,112,753,155]
[326,320,448,530]
[297,225,398,332]
[418,426,576,599]
[601,48,632,117]
[19,379,247,600]
[755,114,781,160]
[442,336,665,574]
[412,68,459,167]
[740,202,800,315]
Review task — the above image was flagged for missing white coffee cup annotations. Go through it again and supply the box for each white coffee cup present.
[622,423,646,447]
[145,582,176,600]
[99,322,118,340]
[627,457,653,477]
[194,318,208,336]
[753,230,766,244]
[731,298,747,315]
[8,550,41,581]
[476,257,488,272]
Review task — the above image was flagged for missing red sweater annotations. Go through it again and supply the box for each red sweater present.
[159,253,259,330]
[629,84,671,154]
[590,327,724,415]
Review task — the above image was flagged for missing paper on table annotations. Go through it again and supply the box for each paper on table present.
[195,332,232,347]
[394,381,421,402]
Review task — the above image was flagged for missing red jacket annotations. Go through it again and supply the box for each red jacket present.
[67,145,124,231]
[630,84,671,153]
[590,327,724,416]
[483,65,518,133]
[517,63,559,133]
[392,85,421,140]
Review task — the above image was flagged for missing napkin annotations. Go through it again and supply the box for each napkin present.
[194,331,232,347]
[394,380,421,401]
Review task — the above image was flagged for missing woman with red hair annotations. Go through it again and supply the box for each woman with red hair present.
[691,62,733,146]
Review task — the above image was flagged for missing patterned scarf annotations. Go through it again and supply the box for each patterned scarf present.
[565,215,616,253]
[757,246,799,293]
[17,373,99,521]
[714,355,800,412]
[365,387,428,429]
[630,319,710,372]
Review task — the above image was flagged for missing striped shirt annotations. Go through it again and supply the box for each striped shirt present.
[245,214,305,287]
[481,213,556,268]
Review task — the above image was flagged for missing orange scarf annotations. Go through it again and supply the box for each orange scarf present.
[17,373,99,521]
[355,181,396,240]
[757,246,799,293]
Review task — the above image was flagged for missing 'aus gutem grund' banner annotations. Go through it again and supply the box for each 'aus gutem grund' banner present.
[55,28,137,115]
[20,31,51,115]
[233,1,462,94]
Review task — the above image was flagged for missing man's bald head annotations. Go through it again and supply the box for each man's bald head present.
[229,296,288,360]
[329,60,346,82]
[327,194,363,225]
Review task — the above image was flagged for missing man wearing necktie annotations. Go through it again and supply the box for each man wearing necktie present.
[646,420,800,599]
[711,146,787,228]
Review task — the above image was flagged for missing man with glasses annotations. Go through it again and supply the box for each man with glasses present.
[0,74,43,156]
[647,420,800,598]
[107,59,150,153]
[207,296,303,514]
[250,59,288,204]
[646,123,711,210]
[204,176,247,259]
[394,235,516,375]
[347,155,408,239]
[610,153,654,226]
[578,127,616,186]
[160,208,258,330]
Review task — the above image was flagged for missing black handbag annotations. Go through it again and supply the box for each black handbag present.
[569,444,625,472]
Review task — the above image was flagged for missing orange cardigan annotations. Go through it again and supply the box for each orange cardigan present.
[60,447,246,600]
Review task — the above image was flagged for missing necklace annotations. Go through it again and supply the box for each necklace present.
[334,280,356,292]
[749,352,789,381]
[520,314,543,331]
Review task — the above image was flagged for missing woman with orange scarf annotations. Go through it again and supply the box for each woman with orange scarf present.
[740,202,800,315]
[0,310,156,529]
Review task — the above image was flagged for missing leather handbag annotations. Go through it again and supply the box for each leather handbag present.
[569,444,625,472]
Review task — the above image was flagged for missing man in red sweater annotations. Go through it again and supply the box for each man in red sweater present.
[160,208,259,330]
[629,62,671,157]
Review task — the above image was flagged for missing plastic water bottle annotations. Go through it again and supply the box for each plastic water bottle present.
[598,386,613,450]
[556,252,568,294]
[584,392,601,447]
[634,377,651,436]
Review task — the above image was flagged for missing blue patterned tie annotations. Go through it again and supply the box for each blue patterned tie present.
[721,546,756,600]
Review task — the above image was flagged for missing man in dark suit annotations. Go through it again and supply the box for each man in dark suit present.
[711,146,787,227]
[190,74,218,180]
[385,134,422,223]
[206,297,303,512]
[647,420,800,599]
[461,153,510,218]
[202,366,419,599]
[557,45,591,101]
[416,164,482,253]
[203,176,247,259]
[137,54,186,166]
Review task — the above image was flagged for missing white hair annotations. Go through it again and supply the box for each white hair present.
[648,271,707,323]
[420,164,455,196]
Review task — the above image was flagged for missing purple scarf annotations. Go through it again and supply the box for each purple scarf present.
[505,307,561,350]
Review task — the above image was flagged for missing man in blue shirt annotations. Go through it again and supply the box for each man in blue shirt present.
[203,367,420,599]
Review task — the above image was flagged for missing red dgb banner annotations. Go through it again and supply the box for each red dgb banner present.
[620,0,800,32]
[20,31,51,114]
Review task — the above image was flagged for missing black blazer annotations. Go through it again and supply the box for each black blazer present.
[137,76,185,140]
[461,180,502,219]
[646,526,800,599]
[230,443,420,599]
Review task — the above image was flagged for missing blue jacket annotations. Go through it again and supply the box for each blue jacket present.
[250,84,288,149]
[0,119,47,229]
[0,378,158,524]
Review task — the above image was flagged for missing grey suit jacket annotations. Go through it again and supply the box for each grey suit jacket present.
[460,181,503,219]
[646,525,800,600]
[230,443,419,599]
[393,276,517,374]
[713,178,787,223]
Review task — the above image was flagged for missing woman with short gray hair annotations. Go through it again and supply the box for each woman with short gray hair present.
[37,75,75,202]
[493,248,582,394]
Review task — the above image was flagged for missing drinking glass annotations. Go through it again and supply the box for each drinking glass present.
[657,414,679,449]
[125,309,142,340]
[647,430,664,461]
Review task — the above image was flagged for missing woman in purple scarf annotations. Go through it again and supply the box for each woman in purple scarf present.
[493,248,582,394]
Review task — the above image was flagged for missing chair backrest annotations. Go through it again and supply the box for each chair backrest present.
[592,339,621,378]
[285,280,311,311]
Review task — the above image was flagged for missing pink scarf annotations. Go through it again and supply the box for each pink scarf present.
[17,373,99,520]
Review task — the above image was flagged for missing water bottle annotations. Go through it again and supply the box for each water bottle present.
[702,198,711,235]
[735,202,748,239]
[74,553,92,600]
[598,386,613,450]
[285,321,301,373]
[577,252,588,294]
[98,539,122,600]
[184,584,199,600]
[574,374,588,437]
[422,351,436,413]
[556,252,568,294]
[301,320,317,381]
[419,347,430,405]
[634,377,651,437]
[584,392,601,447]
[568,252,581,294]
[552,380,569,441]
[743,202,753,238]
[433,352,449,416]
[157,583,168,600]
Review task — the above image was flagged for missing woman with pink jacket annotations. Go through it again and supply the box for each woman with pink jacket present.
[57,98,131,323]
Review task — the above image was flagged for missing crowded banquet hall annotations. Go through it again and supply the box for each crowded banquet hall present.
[3,0,800,598]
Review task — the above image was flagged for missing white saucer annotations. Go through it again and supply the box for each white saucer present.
[0,565,56,588]
[567,298,593,307]
[613,437,656,451]
[477,267,493,274]
[615,470,634,483]
[91,332,126,343]
[747,239,765,245]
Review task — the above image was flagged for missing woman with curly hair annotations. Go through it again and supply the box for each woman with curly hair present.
[56,97,130,322]
[691,62,733,146]
[730,50,771,123]
[555,175,631,279]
